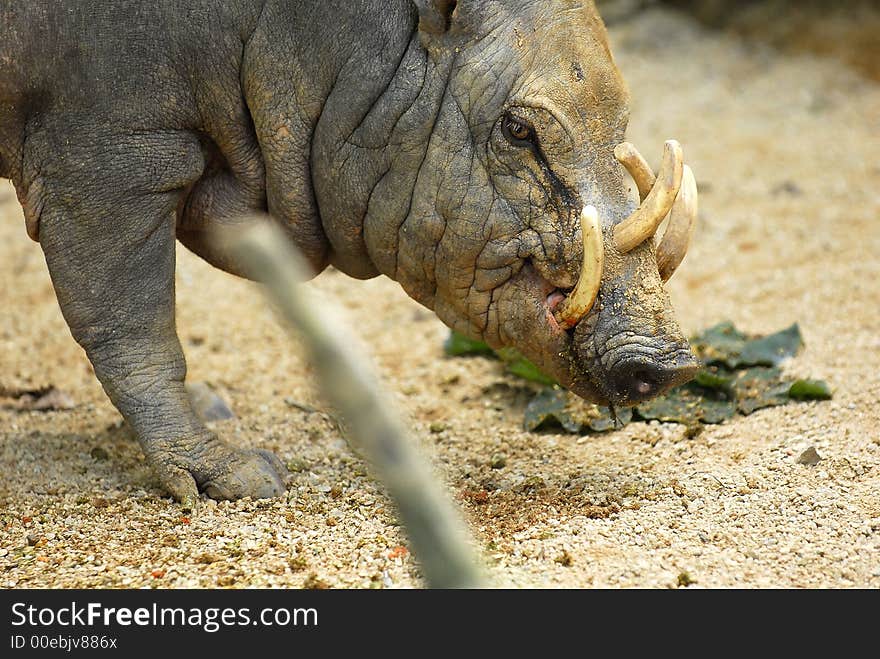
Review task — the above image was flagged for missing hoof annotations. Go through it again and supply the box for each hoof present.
[202,449,288,500]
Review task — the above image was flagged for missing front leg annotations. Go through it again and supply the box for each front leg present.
[32,127,287,505]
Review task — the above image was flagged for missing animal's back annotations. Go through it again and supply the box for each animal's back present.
[0,0,262,182]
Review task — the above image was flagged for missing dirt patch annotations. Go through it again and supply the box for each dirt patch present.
[2,8,879,588]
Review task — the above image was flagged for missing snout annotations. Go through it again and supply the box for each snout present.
[606,354,699,406]
[492,139,702,410]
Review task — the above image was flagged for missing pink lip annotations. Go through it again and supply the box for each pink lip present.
[545,289,565,332]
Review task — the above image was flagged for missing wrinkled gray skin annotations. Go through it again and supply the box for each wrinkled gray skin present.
[0,0,698,503]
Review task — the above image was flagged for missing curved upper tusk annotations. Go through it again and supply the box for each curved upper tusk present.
[613,140,683,253]
[554,205,605,330]
[614,142,654,200]
[656,164,698,282]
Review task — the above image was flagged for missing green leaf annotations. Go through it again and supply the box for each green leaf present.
[444,331,558,385]
[737,323,803,367]
[443,331,494,357]
[523,388,577,432]
[495,348,559,386]
[523,387,630,434]
[693,368,735,396]
[505,359,558,386]
[690,321,748,366]
[698,397,739,424]
[788,379,832,401]
[734,366,789,414]
[588,406,633,432]
[445,323,828,436]
[634,384,736,425]
[690,321,803,369]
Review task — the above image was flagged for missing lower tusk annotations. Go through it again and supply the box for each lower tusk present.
[613,140,683,253]
[657,165,698,282]
[614,142,654,200]
[554,206,605,330]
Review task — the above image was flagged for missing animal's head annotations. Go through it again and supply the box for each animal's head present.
[408,0,699,407]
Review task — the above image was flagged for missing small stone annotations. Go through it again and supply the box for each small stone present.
[463,489,490,505]
[284,398,317,413]
[771,180,803,197]
[687,499,704,514]
[90,447,110,462]
[286,457,310,473]
[797,447,822,466]
[302,573,330,589]
[25,387,76,411]
[429,422,447,433]
[677,571,696,587]
[288,556,308,572]
[26,534,40,546]
[489,454,507,469]
[555,550,574,567]
[194,553,220,565]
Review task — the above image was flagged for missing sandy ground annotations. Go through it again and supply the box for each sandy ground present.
[2,8,879,589]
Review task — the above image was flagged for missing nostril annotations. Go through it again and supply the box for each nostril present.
[633,378,654,397]
[617,367,658,399]
[610,360,695,404]
[632,369,658,391]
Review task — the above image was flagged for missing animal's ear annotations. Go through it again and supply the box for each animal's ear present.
[413,0,459,35]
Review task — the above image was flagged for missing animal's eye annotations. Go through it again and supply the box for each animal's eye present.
[502,114,535,147]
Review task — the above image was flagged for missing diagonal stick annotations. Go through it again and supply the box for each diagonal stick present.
[221,220,486,589]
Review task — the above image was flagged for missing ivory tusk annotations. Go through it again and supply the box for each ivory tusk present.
[554,205,605,330]
[656,164,698,282]
[613,140,683,253]
[614,142,654,200]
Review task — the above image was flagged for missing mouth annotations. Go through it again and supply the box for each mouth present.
[498,259,700,409]
[495,260,602,401]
